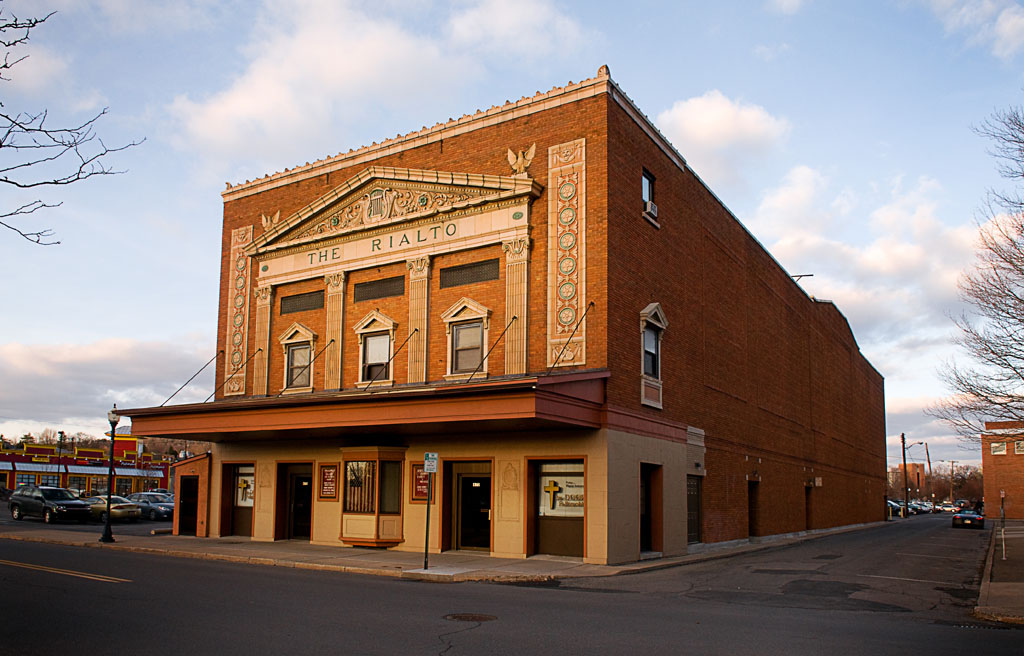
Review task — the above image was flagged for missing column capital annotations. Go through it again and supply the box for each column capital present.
[407,256,431,281]
[502,237,530,263]
[325,271,347,292]
[254,284,273,306]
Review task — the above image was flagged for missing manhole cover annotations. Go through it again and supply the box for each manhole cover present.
[444,613,496,623]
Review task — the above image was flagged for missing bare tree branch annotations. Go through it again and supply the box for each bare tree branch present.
[0,2,142,245]
[929,99,1024,444]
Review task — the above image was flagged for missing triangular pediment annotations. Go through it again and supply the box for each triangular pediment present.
[247,166,542,254]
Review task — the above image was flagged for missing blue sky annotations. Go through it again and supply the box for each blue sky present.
[2,0,1023,471]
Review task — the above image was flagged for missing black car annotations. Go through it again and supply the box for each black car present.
[951,509,985,529]
[9,485,92,523]
[127,492,174,520]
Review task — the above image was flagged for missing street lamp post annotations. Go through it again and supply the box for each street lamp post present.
[99,405,119,544]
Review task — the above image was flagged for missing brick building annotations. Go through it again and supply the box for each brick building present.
[121,66,886,564]
[982,422,1024,520]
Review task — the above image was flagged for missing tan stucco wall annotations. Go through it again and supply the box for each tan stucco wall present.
[604,429,689,564]
[209,428,612,562]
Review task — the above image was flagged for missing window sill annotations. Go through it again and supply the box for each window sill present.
[444,371,488,382]
[642,212,661,229]
[280,385,313,395]
[357,379,394,389]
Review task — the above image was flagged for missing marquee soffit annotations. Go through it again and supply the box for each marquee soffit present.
[246,166,543,256]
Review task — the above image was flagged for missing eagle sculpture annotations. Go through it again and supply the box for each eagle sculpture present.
[507,143,536,176]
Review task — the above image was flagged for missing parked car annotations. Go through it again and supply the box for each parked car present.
[8,485,92,523]
[886,500,905,517]
[939,502,957,512]
[127,492,174,520]
[84,495,141,523]
[951,509,985,529]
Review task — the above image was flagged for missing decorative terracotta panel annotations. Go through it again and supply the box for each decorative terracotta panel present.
[547,139,586,367]
[224,226,253,396]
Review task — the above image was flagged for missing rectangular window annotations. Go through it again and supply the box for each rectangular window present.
[281,291,324,314]
[353,276,404,303]
[992,441,1007,455]
[363,333,390,381]
[39,474,59,487]
[642,170,654,205]
[116,477,132,496]
[643,326,660,378]
[344,461,376,513]
[1016,440,1024,455]
[378,461,402,514]
[68,475,87,492]
[439,259,500,289]
[452,321,483,373]
[286,343,311,388]
[16,473,34,486]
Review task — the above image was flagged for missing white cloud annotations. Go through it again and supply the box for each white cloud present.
[924,0,1024,60]
[753,42,792,61]
[447,0,587,59]
[656,90,790,189]
[165,0,588,181]
[753,169,975,348]
[3,45,68,96]
[0,336,215,439]
[766,0,807,15]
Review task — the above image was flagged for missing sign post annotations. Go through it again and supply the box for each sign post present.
[423,452,438,570]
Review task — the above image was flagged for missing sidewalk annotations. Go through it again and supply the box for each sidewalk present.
[975,519,1024,625]
[0,521,883,583]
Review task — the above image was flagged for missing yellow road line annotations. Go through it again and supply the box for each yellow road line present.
[0,559,131,583]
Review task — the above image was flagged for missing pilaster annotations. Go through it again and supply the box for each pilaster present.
[502,237,530,375]
[547,139,587,367]
[252,284,273,395]
[325,272,346,389]
[407,256,431,384]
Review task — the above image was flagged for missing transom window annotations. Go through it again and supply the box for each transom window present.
[452,321,483,373]
[363,333,390,382]
[286,343,311,388]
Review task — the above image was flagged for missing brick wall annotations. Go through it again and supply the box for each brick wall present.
[982,427,1024,519]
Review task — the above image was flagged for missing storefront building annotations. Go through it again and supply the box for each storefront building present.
[123,67,885,564]
[981,421,1024,520]
[0,434,171,496]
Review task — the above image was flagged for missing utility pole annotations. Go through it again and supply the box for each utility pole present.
[924,443,933,506]
[949,460,956,504]
[901,433,910,516]
[57,430,65,487]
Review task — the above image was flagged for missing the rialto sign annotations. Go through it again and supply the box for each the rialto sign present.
[257,203,528,282]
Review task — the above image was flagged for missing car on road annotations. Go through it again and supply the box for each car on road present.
[950,509,985,529]
[127,492,174,520]
[8,485,92,523]
[84,495,141,523]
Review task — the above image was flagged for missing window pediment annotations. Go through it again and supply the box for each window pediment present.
[640,302,668,330]
[278,322,317,345]
[354,310,398,338]
[441,297,491,333]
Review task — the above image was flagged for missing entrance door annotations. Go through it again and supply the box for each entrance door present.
[687,475,702,544]
[178,476,199,536]
[289,473,313,539]
[748,480,760,539]
[457,475,491,550]
[640,463,663,553]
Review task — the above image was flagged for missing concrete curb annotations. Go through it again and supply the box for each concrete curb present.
[0,519,896,584]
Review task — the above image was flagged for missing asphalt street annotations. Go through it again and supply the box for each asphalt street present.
[0,513,1019,655]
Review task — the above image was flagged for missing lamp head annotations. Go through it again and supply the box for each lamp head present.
[108,404,119,427]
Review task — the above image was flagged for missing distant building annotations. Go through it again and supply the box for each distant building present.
[897,462,928,497]
[981,421,1024,520]
[120,67,885,565]
[0,431,171,495]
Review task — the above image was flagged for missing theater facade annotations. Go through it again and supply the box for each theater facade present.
[122,67,886,564]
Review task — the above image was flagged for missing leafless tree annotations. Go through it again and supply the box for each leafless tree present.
[1,3,142,245]
[930,101,1024,443]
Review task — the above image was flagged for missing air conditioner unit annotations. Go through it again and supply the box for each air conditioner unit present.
[643,201,658,219]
